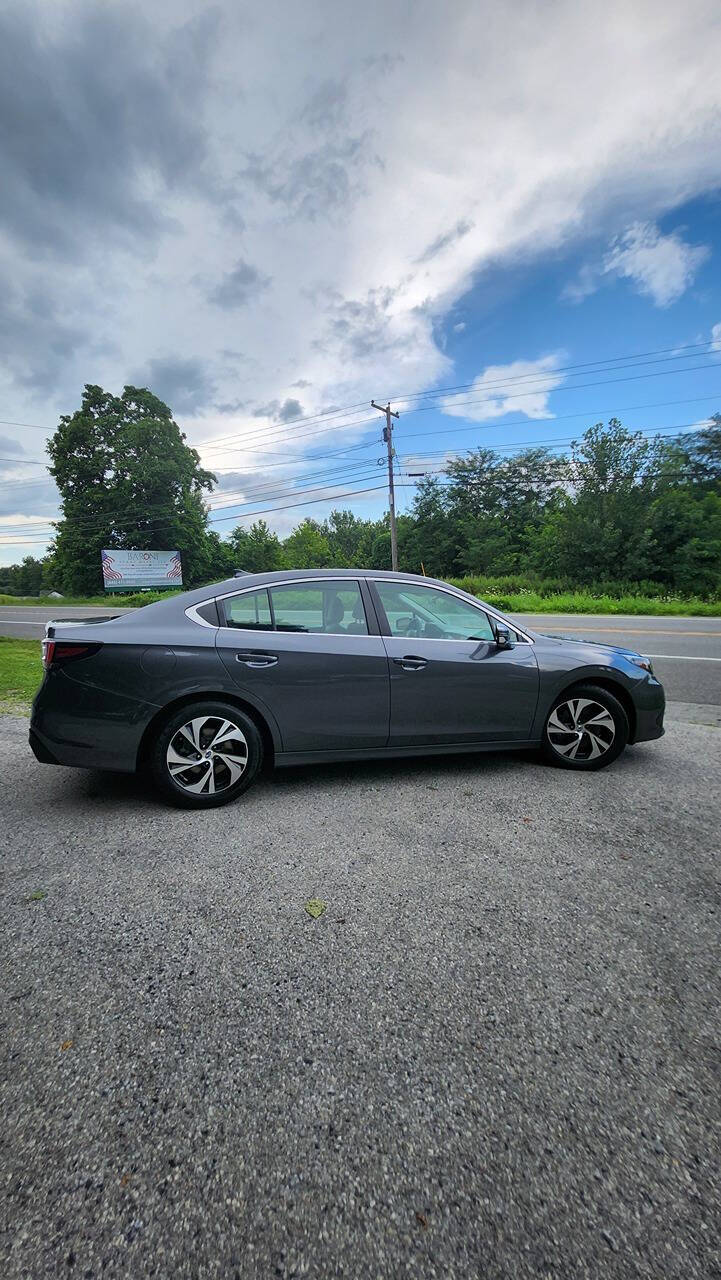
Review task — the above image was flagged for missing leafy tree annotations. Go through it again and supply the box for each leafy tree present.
[401,478,455,576]
[228,520,285,573]
[533,420,657,580]
[0,555,44,596]
[282,519,333,568]
[46,385,216,595]
[320,509,377,566]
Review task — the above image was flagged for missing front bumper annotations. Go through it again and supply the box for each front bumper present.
[631,677,665,743]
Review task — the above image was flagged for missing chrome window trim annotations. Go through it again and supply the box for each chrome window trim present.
[185,602,218,629]
[187,576,373,639]
[186,575,534,644]
[370,577,535,644]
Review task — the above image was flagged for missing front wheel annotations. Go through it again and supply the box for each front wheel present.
[542,684,629,771]
[149,701,263,807]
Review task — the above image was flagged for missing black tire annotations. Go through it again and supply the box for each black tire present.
[149,700,263,808]
[542,682,629,771]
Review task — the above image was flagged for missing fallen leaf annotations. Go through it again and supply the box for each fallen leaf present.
[304,899,327,919]
[120,1174,130,1187]
[415,1212,428,1230]
[522,818,532,824]
[61,1040,73,1051]
[28,890,46,902]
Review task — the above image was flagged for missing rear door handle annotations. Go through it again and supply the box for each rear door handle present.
[235,651,279,668]
[393,655,427,671]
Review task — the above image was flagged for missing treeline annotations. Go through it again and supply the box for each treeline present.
[2,395,720,600]
[216,415,721,598]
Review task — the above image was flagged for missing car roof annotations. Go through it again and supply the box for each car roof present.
[190,567,450,602]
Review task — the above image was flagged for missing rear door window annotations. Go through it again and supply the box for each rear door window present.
[269,583,368,634]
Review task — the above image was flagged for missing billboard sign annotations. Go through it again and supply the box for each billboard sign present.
[101,549,183,591]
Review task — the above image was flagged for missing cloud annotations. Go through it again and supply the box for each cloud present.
[133,358,216,417]
[564,221,710,307]
[251,398,305,422]
[0,435,24,454]
[208,259,270,309]
[416,221,474,265]
[453,322,466,333]
[3,0,721,563]
[440,355,565,422]
[0,5,217,259]
[711,322,721,352]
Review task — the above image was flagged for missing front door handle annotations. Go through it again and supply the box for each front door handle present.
[393,655,427,671]
[235,651,279,668]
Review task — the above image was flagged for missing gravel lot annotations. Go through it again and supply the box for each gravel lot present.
[2,715,720,1279]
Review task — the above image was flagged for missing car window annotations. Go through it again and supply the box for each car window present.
[222,588,272,630]
[269,582,368,634]
[375,582,495,642]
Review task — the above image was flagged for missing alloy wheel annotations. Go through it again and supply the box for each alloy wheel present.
[166,715,248,795]
[546,697,616,762]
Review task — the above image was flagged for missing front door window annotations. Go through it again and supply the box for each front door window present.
[375,582,494,642]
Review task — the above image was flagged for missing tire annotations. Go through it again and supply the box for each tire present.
[149,700,263,808]
[542,683,629,771]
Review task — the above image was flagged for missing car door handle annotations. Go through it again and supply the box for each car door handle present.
[393,655,427,671]
[235,651,279,668]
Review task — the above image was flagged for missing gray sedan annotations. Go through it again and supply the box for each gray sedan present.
[29,569,665,807]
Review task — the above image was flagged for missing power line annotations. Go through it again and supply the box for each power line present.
[0,421,712,546]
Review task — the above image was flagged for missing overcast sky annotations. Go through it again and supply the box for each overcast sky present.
[2,0,721,564]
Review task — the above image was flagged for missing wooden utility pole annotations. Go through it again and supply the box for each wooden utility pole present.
[371,400,400,571]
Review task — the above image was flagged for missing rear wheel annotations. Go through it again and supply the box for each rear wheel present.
[542,683,628,771]
[149,701,263,807]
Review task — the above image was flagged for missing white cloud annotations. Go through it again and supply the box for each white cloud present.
[440,356,565,422]
[565,221,709,306]
[602,222,709,306]
[453,322,466,333]
[3,0,721,562]
[711,322,721,351]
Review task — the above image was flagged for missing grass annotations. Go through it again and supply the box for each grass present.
[1,583,720,617]
[0,637,43,712]
[450,579,721,616]
[0,590,180,608]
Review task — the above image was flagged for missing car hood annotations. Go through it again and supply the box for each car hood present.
[532,630,644,662]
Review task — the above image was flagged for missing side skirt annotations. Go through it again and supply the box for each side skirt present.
[274,739,541,768]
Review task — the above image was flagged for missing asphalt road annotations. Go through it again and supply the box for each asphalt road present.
[2,713,719,1278]
[1,605,719,707]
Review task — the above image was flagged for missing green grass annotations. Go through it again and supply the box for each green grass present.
[450,579,721,616]
[2,582,720,617]
[0,591,180,606]
[0,637,43,712]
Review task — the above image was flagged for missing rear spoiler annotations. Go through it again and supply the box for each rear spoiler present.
[46,616,120,638]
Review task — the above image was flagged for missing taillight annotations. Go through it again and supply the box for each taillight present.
[42,640,101,668]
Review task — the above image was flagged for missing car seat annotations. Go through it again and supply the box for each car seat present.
[325,593,346,632]
[344,594,367,634]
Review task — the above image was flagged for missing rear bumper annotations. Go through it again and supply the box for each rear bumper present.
[29,727,61,765]
[30,671,154,773]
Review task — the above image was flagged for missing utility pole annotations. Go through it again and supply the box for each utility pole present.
[371,400,400,571]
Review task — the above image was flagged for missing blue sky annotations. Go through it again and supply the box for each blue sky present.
[1,1,720,562]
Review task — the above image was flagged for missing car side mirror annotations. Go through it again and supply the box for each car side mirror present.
[495,624,512,648]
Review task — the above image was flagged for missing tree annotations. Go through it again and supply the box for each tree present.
[402,478,455,576]
[46,385,216,594]
[0,555,44,596]
[533,420,657,581]
[228,520,285,573]
[320,509,376,566]
[282,519,333,568]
